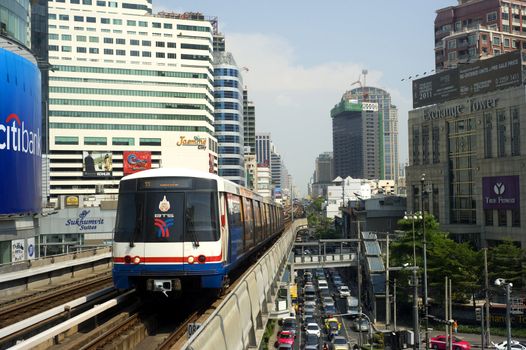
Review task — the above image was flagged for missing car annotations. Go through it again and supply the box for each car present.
[303,304,316,315]
[331,336,350,350]
[429,335,471,350]
[322,296,335,308]
[493,340,526,350]
[305,322,321,337]
[276,330,295,346]
[324,317,341,338]
[302,310,315,322]
[352,318,370,332]
[322,304,337,318]
[319,288,332,298]
[338,285,351,298]
[277,344,293,350]
[303,333,319,348]
[303,316,316,329]
[318,281,329,292]
[281,317,297,337]
[304,299,317,307]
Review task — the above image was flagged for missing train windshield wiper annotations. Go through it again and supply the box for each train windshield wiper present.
[186,212,200,248]
[130,201,143,248]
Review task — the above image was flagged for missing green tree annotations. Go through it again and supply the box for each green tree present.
[487,241,526,289]
[390,214,479,303]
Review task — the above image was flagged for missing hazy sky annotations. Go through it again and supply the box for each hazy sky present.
[155,0,455,195]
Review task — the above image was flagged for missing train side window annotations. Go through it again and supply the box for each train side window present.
[186,192,219,242]
[254,201,262,243]
[262,203,269,237]
[227,193,244,258]
[242,197,255,251]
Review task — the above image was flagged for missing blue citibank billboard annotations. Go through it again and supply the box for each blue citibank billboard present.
[0,48,42,215]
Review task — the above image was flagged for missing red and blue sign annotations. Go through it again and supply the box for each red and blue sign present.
[482,176,520,210]
[123,151,151,175]
[0,48,42,215]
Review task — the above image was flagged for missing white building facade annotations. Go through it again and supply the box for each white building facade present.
[325,177,372,218]
[47,1,217,204]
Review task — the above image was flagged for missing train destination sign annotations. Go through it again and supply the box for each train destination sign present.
[413,50,523,108]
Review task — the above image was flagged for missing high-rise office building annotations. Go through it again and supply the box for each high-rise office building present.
[345,87,399,181]
[331,97,381,180]
[271,150,282,188]
[47,3,217,204]
[256,132,271,166]
[435,0,526,71]
[311,152,333,198]
[243,89,256,155]
[213,50,245,185]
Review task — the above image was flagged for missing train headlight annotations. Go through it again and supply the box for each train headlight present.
[124,255,132,264]
[198,255,206,263]
[133,256,141,264]
[187,256,195,264]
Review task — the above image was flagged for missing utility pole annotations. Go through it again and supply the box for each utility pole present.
[386,234,390,329]
[420,174,429,350]
[393,278,397,331]
[484,248,491,346]
[413,267,420,350]
[445,277,449,350]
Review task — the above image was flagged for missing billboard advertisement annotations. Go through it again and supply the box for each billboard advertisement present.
[12,239,25,262]
[123,151,151,175]
[274,187,282,199]
[83,151,113,177]
[0,48,42,215]
[413,51,523,108]
[459,50,522,97]
[482,176,520,210]
[413,69,460,108]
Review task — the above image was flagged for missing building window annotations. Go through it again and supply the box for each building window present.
[89,48,99,54]
[512,209,520,227]
[127,20,136,26]
[510,106,520,156]
[484,210,493,226]
[55,136,78,145]
[482,34,488,43]
[432,185,439,221]
[487,11,497,22]
[104,49,114,55]
[432,126,440,163]
[130,50,139,56]
[498,210,507,226]
[504,38,510,47]
[104,37,113,44]
[89,36,99,43]
[86,17,96,23]
[412,126,420,165]
[140,138,161,146]
[142,40,151,46]
[492,36,501,45]
[152,22,161,28]
[84,137,107,145]
[156,41,165,47]
[167,42,176,48]
[116,38,125,45]
[484,112,493,158]
[497,109,507,157]
[112,137,134,146]
[77,47,87,53]
[62,46,72,52]
[116,49,125,56]
[422,125,430,164]
[448,40,457,49]
[167,53,176,59]
[156,52,165,58]
[142,51,151,57]
[448,51,457,61]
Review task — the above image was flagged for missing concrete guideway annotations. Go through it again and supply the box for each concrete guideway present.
[182,219,306,350]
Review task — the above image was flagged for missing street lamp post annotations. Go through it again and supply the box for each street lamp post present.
[495,278,513,350]
[420,174,429,350]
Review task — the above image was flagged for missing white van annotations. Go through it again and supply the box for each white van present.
[346,296,359,317]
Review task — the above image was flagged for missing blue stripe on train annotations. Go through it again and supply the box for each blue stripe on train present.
[112,262,226,289]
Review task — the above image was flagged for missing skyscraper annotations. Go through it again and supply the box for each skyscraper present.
[243,89,256,155]
[47,3,217,204]
[256,132,271,166]
[331,97,381,180]
[345,87,399,181]
[435,0,526,71]
[213,50,245,185]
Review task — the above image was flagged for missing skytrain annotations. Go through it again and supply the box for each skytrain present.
[112,168,284,295]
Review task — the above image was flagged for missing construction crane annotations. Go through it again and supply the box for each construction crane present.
[351,69,369,101]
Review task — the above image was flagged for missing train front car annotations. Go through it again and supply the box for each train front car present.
[112,169,226,296]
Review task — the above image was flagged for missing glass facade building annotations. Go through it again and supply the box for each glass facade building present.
[345,87,399,181]
[0,0,31,47]
[213,51,245,185]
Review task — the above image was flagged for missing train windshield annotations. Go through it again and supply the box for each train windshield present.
[114,190,219,243]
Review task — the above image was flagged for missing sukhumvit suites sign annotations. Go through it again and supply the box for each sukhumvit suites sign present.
[0,48,42,215]
[482,176,520,210]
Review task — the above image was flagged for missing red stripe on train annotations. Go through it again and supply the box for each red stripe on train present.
[113,253,222,263]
